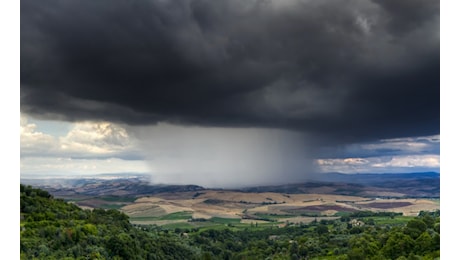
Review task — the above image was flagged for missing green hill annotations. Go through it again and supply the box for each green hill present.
[20,184,198,260]
[20,184,440,260]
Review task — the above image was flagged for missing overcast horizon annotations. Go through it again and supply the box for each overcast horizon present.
[20,0,439,188]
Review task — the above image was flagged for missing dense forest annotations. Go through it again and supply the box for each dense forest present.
[20,184,440,259]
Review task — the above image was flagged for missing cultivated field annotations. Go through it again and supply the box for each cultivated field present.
[120,190,439,226]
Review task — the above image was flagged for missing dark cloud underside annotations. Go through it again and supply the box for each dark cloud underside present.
[21,0,439,144]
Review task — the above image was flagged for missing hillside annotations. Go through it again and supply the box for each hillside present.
[20,184,200,259]
[243,172,440,197]
[21,173,440,227]
[122,190,439,227]
[20,184,440,259]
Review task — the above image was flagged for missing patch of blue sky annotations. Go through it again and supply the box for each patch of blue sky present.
[27,118,73,137]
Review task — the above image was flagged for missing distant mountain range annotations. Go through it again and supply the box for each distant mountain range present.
[240,172,439,197]
[306,171,440,184]
[21,171,439,199]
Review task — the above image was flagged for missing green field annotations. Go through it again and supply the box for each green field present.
[159,211,193,220]
[208,217,241,224]
[129,214,284,231]
[130,211,193,222]
[370,215,415,226]
[161,222,195,229]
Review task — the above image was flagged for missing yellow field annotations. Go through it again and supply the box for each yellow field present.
[121,190,440,225]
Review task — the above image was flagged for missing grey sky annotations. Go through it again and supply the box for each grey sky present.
[20,0,440,186]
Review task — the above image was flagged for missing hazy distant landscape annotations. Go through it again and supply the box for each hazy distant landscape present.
[21,172,439,228]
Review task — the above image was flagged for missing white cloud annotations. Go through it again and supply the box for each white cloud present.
[20,115,59,155]
[20,114,147,177]
[371,154,440,168]
[20,157,150,176]
[21,115,137,158]
[316,154,440,173]
[59,121,133,155]
[360,135,440,153]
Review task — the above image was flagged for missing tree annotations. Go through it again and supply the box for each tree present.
[382,232,414,259]
[405,219,427,239]
[348,233,379,259]
[414,231,433,255]
[316,224,328,235]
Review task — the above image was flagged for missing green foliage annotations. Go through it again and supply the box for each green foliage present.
[316,224,329,235]
[20,184,200,260]
[382,231,415,259]
[20,184,440,259]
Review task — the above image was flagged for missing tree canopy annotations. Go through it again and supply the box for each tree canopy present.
[20,184,440,259]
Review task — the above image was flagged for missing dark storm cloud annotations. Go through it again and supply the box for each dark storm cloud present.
[21,0,439,144]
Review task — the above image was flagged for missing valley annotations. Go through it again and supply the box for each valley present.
[21,172,440,228]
